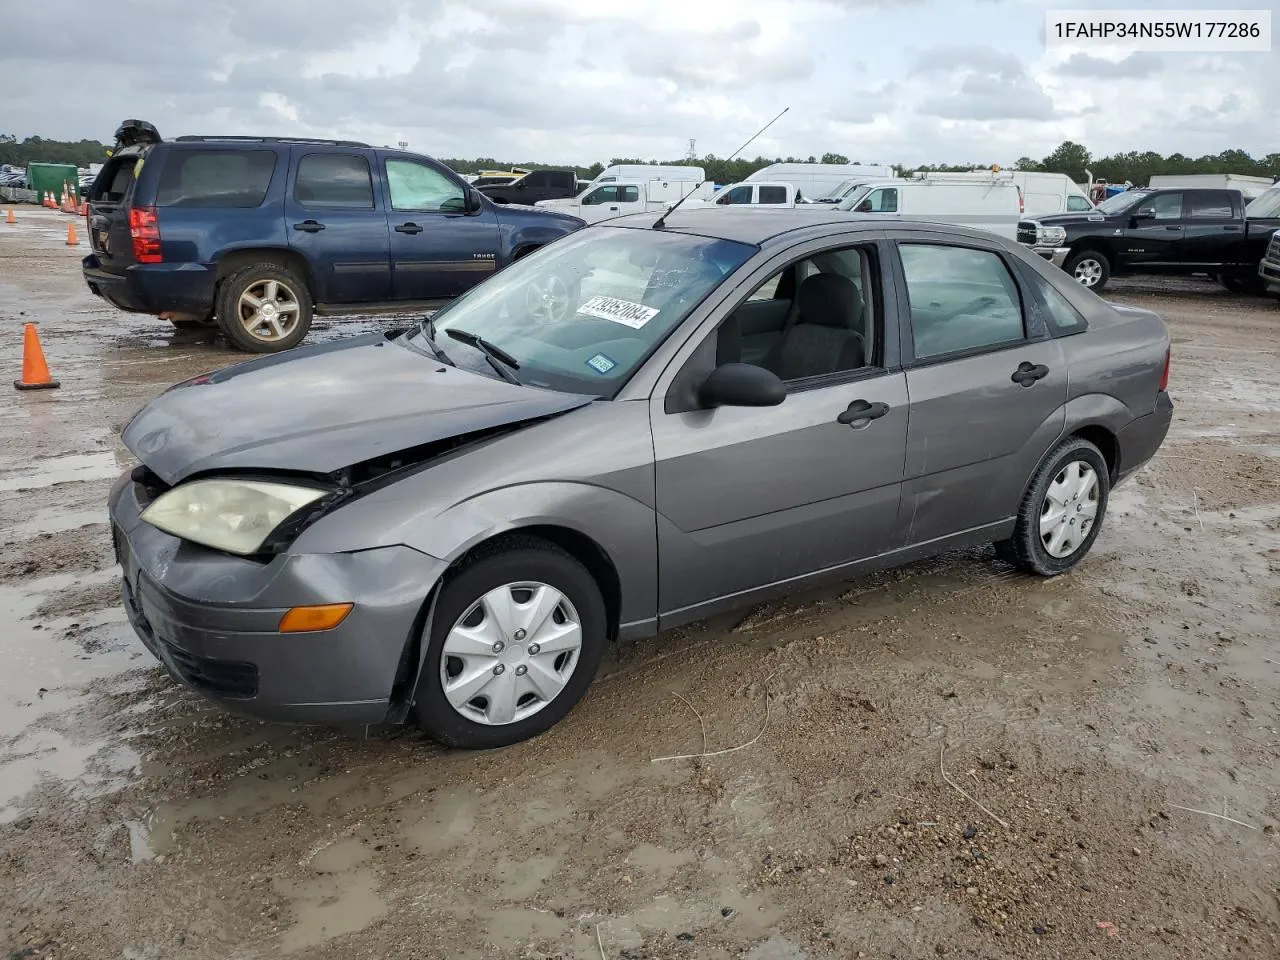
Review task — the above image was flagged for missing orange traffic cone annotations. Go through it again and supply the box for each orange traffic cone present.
[79,201,88,216]
[66,222,77,246]
[13,323,60,391]
[5,209,14,224]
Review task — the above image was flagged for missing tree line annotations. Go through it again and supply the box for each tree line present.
[5,134,1279,188]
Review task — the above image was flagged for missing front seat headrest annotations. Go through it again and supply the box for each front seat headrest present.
[796,273,863,329]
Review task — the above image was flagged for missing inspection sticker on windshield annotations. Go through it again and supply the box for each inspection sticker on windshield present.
[577,295,659,329]
[585,353,617,375]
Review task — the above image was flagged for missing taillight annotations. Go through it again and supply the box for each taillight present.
[128,206,162,263]
[1158,345,1170,393]
[1018,189,1024,214]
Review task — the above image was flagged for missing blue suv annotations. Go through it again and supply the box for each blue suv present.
[82,120,586,352]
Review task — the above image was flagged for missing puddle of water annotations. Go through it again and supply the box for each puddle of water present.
[0,450,125,493]
[0,568,145,818]
[275,869,388,953]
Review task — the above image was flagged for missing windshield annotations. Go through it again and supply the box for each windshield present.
[1245,185,1280,219]
[410,228,756,396]
[1094,189,1151,215]
[835,186,876,211]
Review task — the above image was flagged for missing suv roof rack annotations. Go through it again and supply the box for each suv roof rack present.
[174,135,373,148]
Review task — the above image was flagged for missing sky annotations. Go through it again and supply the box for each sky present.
[2,0,1277,167]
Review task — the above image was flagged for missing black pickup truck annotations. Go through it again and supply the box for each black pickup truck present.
[477,169,580,206]
[1018,185,1280,293]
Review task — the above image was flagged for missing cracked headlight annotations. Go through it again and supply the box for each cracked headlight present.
[141,478,329,555]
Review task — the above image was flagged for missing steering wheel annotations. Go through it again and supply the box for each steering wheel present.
[525,274,574,325]
[942,295,997,321]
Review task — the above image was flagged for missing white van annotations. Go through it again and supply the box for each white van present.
[590,164,705,186]
[745,163,896,203]
[918,170,1091,216]
[1147,174,1275,201]
[712,181,803,207]
[535,178,711,223]
[816,176,908,204]
[836,178,1022,241]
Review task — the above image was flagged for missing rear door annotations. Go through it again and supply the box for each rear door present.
[285,150,391,304]
[87,149,147,272]
[890,234,1067,546]
[1181,190,1244,265]
[381,153,501,300]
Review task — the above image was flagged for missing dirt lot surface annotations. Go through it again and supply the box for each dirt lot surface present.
[1,207,1278,960]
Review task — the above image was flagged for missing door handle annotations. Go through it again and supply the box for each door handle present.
[1164,225,1181,231]
[609,206,619,212]
[1224,225,1242,232]
[395,222,424,234]
[293,220,325,233]
[836,399,890,426]
[1011,361,1050,386]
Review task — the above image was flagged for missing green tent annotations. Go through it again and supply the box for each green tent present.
[27,162,79,205]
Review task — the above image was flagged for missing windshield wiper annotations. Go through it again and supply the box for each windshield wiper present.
[445,328,522,385]
[412,314,455,366]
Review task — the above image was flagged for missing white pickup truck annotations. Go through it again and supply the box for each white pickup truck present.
[535,179,713,224]
[711,181,807,207]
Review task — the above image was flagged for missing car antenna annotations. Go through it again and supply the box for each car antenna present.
[652,106,789,230]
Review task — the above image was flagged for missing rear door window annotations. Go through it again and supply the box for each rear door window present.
[295,153,375,208]
[898,243,1025,360]
[758,185,788,204]
[1186,190,1234,219]
[155,150,276,208]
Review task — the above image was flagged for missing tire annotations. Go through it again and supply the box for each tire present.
[1218,270,1263,295]
[1063,250,1111,291]
[413,540,607,749]
[215,262,314,354]
[995,437,1110,577]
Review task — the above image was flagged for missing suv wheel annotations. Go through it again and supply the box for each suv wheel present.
[1063,250,1110,291]
[215,262,314,353]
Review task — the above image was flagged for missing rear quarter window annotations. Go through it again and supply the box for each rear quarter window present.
[156,150,277,208]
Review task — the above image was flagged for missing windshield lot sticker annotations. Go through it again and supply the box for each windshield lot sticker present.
[577,295,659,329]
[585,353,617,375]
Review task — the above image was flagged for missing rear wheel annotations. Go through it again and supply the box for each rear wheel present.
[1063,250,1110,291]
[215,262,314,353]
[1218,269,1263,295]
[995,437,1110,577]
[413,542,607,749]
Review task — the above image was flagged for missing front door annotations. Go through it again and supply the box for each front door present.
[578,184,644,223]
[382,154,501,301]
[285,150,392,304]
[890,237,1068,546]
[651,240,908,622]
[1121,190,1184,266]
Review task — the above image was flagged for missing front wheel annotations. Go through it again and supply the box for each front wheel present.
[413,542,607,749]
[1218,270,1262,295]
[1063,250,1110,291]
[215,262,314,353]
[995,437,1110,576]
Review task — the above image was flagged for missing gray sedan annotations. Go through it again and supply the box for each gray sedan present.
[109,210,1173,748]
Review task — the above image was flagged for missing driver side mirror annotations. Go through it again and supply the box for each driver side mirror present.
[856,200,872,213]
[700,363,786,409]
[464,189,482,213]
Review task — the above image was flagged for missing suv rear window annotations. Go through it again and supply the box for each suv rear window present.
[295,154,374,208]
[156,150,276,208]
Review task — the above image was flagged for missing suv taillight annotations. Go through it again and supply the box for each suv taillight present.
[129,206,162,263]
[1158,345,1170,393]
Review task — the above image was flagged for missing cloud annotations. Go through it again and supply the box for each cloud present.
[1,0,1274,170]
[1058,52,1164,79]
[911,44,1058,121]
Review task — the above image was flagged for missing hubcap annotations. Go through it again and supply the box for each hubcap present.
[237,278,301,342]
[1040,460,1100,558]
[439,581,583,726]
[526,275,571,325]
[1073,259,1103,287]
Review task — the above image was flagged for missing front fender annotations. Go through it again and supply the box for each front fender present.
[413,481,658,631]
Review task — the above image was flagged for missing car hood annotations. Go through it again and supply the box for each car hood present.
[1025,212,1111,227]
[122,333,595,485]
[492,201,585,229]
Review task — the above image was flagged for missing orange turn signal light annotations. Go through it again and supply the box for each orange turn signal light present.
[278,603,354,633]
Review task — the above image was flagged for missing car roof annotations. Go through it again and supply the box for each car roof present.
[603,207,1014,248]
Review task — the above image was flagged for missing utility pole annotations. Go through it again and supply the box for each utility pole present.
[686,138,697,161]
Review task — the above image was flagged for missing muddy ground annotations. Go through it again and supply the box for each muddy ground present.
[1,206,1278,960]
